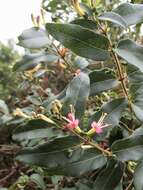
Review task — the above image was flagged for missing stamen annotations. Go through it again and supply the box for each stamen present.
[98,112,107,124]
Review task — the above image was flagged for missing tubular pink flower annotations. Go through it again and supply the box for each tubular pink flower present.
[64,113,79,130]
[87,113,109,136]
[91,121,108,134]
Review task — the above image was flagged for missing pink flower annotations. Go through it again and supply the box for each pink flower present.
[91,121,108,134]
[87,113,109,136]
[64,113,79,130]
[91,113,109,134]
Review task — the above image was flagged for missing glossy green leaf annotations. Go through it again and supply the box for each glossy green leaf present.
[99,12,127,29]
[134,160,143,190]
[71,19,97,30]
[62,72,90,119]
[16,136,81,167]
[13,52,58,71]
[89,68,119,96]
[49,148,107,176]
[46,23,110,61]
[111,135,143,161]
[18,27,50,49]
[127,65,143,122]
[93,159,124,190]
[12,119,63,141]
[116,39,143,72]
[114,3,143,26]
[16,136,106,176]
[30,173,46,190]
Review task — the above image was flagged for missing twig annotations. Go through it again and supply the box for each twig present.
[0,167,17,186]
[125,179,133,190]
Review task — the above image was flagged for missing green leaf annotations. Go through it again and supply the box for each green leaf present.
[90,98,127,127]
[49,148,107,176]
[46,23,110,61]
[16,136,106,176]
[130,82,143,122]
[12,119,63,141]
[102,98,127,127]
[116,39,143,72]
[30,173,46,190]
[18,27,50,49]
[98,12,127,29]
[13,52,58,71]
[93,159,124,190]
[111,135,143,161]
[134,160,143,190]
[127,65,143,83]
[74,56,89,70]
[0,99,9,115]
[71,19,97,30]
[16,136,81,166]
[62,72,90,119]
[89,68,119,96]
[114,3,143,26]
[114,181,123,190]
[127,65,143,122]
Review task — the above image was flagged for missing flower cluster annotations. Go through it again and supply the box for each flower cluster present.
[64,112,109,135]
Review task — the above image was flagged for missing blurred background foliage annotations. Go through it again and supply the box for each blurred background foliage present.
[0,41,20,99]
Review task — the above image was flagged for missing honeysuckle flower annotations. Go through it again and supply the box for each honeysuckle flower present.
[87,113,109,136]
[64,113,82,133]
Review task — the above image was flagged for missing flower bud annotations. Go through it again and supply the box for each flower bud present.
[70,0,85,17]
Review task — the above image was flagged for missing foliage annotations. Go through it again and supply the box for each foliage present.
[0,42,20,99]
[1,0,143,189]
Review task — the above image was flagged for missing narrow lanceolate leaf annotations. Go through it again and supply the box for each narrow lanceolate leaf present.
[111,135,143,161]
[89,68,119,96]
[46,23,110,61]
[127,65,143,122]
[16,137,106,176]
[134,160,143,190]
[98,12,127,29]
[13,52,58,71]
[93,159,124,190]
[116,39,143,72]
[18,27,51,49]
[62,72,90,119]
[113,3,143,26]
[12,119,63,141]
[16,136,81,168]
